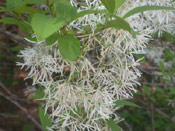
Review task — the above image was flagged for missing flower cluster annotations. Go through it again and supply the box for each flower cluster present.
[17,0,175,130]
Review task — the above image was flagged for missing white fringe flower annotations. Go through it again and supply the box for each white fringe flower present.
[17,0,175,130]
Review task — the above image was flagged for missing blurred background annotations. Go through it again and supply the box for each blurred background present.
[0,0,175,130]
[0,0,41,131]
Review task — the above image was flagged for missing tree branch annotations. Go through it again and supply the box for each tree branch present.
[0,82,43,131]
[0,28,27,46]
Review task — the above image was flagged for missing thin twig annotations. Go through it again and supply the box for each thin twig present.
[0,91,43,131]
[0,82,43,130]
[9,96,30,102]
[0,81,17,97]
[0,112,19,118]
[0,81,29,102]
[0,28,27,45]
[75,33,90,38]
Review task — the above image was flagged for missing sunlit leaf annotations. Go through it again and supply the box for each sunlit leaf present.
[123,5,175,18]
[68,10,106,24]
[114,0,126,12]
[31,13,65,41]
[101,0,115,13]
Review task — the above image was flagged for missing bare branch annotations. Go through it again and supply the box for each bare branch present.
[0,82,43,131]
[0,81,17,97]
[0,28,27,46]
[0,112,19,118]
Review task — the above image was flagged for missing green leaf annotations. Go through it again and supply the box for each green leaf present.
[39,107,52,131]
[106,19,130,32]
[106,119,121,131]
[163,48,174,62]
[100,0,126,13]
[123,5,175,18]
[75,106,87,118]
[94,16,136,38]
[114,0,126,12]
[6,0,25,9]
[58,35,81,61]
[159,61,165,73]
[101,0,115,13]
[24,0,45,5]
[31,13,65,41]
[162,31,175,42]
[13,6,41,15]
[75,10,106,19]
[94,23,105,33]
[25,35,37,43]
[114,100,139,107]
[0,17,31,34]
[7,0,45,9]
[133,54,146,64]
[30,89,45,99]
[164,71,175,76]
[68,10,106,24]
[55,0,77,22]
[0,17,21,25]
[106,15,136,37]
[46,33,59,46]
[0,7,10,12]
